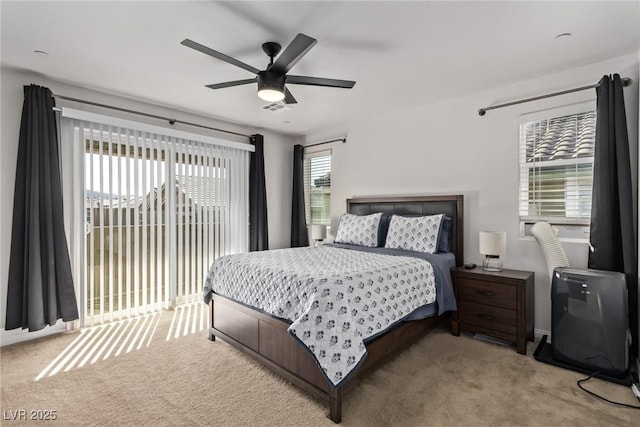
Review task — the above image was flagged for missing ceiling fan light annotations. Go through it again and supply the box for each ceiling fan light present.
[258,88,285,102]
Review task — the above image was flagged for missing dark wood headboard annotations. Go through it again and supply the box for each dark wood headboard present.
[346,194,464,267]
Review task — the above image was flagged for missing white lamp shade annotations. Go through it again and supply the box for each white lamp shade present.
[311,224,327,240]
[479,231,506,256]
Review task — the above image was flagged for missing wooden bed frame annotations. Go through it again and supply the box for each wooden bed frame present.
[207,195,464,422]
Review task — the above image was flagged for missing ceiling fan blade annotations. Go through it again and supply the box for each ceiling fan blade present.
[270,33,317,75]
[286,75,356,89]
[284,88,297,104]
[181,39,260,74]
[205,78,257,90]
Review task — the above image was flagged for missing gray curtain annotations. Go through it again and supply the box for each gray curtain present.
[6,84,79,331]
[249,134,268,251]
[291,144,309,247]
[588,74,637,358]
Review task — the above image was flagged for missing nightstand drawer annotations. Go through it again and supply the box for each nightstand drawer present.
[457,278,516,310]
[458,301,517,337]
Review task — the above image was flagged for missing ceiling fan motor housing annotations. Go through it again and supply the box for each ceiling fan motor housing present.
[257,70,286,93]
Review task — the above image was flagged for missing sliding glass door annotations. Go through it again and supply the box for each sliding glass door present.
[63,111,250,326]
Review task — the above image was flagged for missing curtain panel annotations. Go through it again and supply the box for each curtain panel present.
[6,85,79,331]
[588,73,638,357]
[249,134,268,251]
[291,144,309,247]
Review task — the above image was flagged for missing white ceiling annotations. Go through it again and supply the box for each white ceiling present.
[2,1,639,137]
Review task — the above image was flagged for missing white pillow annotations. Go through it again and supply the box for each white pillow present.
[384,214,444,253]
[334,213,382,247]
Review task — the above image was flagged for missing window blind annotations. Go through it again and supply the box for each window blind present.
[518,110,595,224]
[62,109,250,326]
[304,150,331,226]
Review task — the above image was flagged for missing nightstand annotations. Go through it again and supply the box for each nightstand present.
[451,267,534,355]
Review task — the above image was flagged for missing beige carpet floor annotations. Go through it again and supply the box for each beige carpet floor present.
[1,304,638,426]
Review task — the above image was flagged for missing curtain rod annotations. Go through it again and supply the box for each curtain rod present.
[478,77,632,116]
[304,137,346,149]
[51,93,251,138]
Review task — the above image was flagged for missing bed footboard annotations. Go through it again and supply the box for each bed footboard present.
[208,294,443,423]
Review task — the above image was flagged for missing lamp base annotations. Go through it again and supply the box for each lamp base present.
[483,256,503,272]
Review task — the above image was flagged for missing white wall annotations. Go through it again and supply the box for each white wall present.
[309,53,639,335]
[0,66,296,337]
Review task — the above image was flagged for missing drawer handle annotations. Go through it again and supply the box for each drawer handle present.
[477,290,496,297]
[478,313,495,321]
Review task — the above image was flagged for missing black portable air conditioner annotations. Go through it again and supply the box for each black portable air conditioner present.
[551,268,630,379]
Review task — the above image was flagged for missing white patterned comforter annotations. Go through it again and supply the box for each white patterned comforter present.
[203,246,436,387]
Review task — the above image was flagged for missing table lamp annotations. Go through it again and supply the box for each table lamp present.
[479,231,506,271]
[311,224,327,246]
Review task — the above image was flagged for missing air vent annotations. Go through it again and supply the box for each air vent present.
[262,103,294,112]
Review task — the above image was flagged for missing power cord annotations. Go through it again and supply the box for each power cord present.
[576,372,640,409]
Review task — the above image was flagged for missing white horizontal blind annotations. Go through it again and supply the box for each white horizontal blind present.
[65,116,249,326]
[518,110,596,225]
[303,150,331,225]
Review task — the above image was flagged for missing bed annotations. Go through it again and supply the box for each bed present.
[203,195,463,422]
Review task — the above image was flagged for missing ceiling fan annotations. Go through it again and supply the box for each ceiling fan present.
[181,33,356,104]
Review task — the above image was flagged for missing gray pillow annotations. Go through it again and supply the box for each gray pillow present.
[438,215,453,252]
[377,213,392,247]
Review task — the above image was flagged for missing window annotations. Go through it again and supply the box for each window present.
[518,106,595,240]
[304,150,331,226]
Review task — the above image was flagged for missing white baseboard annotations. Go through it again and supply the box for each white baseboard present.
[0,321,66,347]
[534,328,551,340]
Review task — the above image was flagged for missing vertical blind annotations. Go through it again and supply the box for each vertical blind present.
[519,110,595,224]
[304,150,331,226]
[62,109,250,326]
